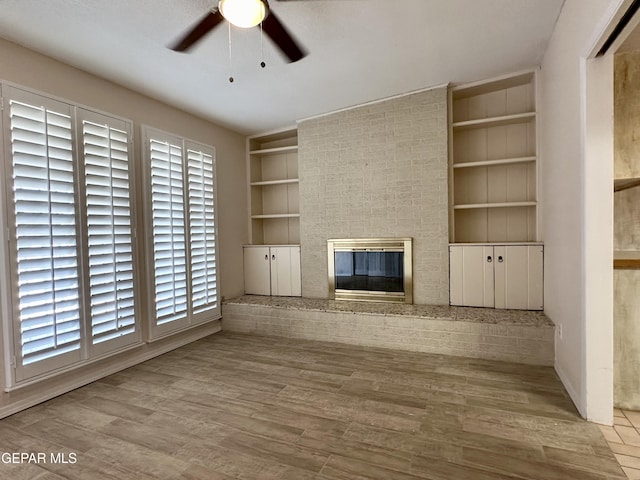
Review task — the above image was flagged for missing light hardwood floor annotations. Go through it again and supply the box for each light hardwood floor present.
[0,332,627,479]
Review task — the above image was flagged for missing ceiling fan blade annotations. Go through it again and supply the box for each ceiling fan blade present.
[170,9,225,52]
[262,10,307,63]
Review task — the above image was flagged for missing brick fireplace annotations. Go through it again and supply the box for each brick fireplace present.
[297,86,449,305]
[223,85,554,366]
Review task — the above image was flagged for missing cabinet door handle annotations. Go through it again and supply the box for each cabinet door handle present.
[272,254,276,260]
[487,256,492,263]
[498,256,504,263]
[265,254,268,261]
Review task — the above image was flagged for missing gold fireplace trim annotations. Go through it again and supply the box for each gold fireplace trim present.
[327,238,413,304]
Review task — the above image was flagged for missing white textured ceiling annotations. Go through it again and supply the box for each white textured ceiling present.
[0,0,564,134]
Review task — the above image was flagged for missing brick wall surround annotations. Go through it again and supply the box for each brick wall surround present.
[221,299,555,366]
[298,86,449,304]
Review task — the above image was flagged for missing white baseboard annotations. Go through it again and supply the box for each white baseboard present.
[555,361,586,419]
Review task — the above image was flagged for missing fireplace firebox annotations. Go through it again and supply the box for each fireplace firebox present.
[327,238,413,303]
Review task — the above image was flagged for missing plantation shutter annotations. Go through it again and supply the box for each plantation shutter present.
[3,86,144,386]
[149,138,188,327]
[144,128,219,337]
[187,146,218,316]
[7,93,82,377]
[80,111,138,353]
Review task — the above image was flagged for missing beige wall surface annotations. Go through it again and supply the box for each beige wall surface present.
[298,87,449,305]
[614,268,640,409]
[615,52,640,179]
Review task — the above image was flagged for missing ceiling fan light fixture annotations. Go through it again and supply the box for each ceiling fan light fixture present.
[219,0,267,28]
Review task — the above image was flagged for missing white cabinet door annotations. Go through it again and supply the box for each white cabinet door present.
[288,246,302,296]
[494,245,543,310]
[244,245,302,297]
[270,246,301,296]
[450,244,543,310]
[243,246,271,295]
[449,245,495,307]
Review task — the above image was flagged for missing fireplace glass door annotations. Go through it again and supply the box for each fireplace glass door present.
[334,251,404,293]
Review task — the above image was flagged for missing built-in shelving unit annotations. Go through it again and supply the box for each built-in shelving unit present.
[245,127,301,297]
[449,71,539,243]
[247,127,300,245]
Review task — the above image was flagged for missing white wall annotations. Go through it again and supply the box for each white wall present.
[540,0,621,423]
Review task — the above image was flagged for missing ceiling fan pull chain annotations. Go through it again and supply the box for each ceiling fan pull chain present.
[260,22,266,68]
[228,22,234,83]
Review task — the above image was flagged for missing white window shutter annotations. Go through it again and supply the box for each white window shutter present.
[81,115,137,350]
[187,147,218,315]
[149,138,188,325]
[8,97,82,374]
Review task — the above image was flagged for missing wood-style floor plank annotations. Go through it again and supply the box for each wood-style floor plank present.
[0,332,627,480]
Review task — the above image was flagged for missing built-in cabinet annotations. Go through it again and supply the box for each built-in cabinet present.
[450,71,538,243]
[449,71,543,310]
[245,127,301,296]
[449,244,543,310]
[243,245,301,296]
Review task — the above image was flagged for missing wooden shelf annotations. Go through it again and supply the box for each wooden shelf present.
[614,258,640,269]
[249,145,298,156]
[453,156,536,169]
[453,202,536,210]
[250,178,299,186]
[452,112,535,131]
[251,214,300,219]
[247,127,299,245]
[614,251,640,269]
[614,178,640,192]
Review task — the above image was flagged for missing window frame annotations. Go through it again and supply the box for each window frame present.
[76,107,141,359]
[3,86,84,382]
[142,126,221,340]
[1,83,142,386]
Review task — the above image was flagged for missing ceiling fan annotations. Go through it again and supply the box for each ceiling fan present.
[170,0,307,63]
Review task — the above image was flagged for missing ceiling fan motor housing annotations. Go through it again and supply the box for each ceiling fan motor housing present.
[218,0,271,28]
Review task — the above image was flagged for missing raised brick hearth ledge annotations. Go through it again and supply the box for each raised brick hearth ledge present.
[221,296,555,366]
